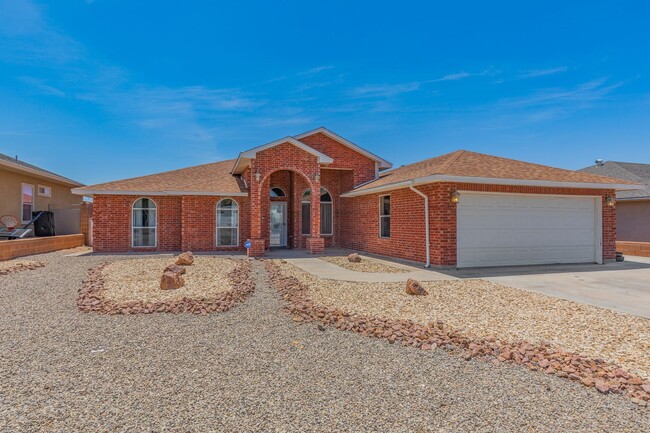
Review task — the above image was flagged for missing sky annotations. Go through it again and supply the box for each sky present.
[1,1,649,185]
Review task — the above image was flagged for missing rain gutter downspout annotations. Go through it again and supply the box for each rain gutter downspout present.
[408,181,430,268]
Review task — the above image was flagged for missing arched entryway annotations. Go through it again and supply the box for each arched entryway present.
[252,168,323,254]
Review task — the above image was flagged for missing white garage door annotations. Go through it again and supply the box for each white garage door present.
[457,193,601,268]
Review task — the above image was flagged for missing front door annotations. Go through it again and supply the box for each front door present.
[270,202,288,247]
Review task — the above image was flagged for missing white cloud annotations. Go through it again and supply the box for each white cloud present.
[519,66,568,78]
[350,82,420,98]
[431,71,471,82]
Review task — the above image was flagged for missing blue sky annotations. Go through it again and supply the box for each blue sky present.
[1,1,649,185]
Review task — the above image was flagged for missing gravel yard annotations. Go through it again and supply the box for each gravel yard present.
[101,256,237,303]
[277,261,650,381]
[320,255,410,273]
[0,252,648,432]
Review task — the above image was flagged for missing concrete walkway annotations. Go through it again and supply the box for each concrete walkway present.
[284,257,456,282]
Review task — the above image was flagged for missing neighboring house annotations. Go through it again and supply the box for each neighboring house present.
[73,127,641,268]
[580,160,650,242]
[0,152,83,232]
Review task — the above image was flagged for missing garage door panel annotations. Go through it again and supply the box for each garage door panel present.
[457,193,598,268]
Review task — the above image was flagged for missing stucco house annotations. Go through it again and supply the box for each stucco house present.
[0,152,83,234]
[580,160,650,242]
[73,127,640,268]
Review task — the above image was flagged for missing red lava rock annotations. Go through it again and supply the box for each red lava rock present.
[175,251,195,266]
[581,376,595,387]
[538,359,550,368]
[347,253,362,263]
[628,377,643,386]
[405,279,428,296]
[160,271,185,290]
[595,380,611,394]
[0,261,46,275]
[164,264,186,275]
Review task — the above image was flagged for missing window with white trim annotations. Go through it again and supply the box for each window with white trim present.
[379,195,390,238]
[38,185,52,197]
[132,198,157,247]
[301,187,333,235]
[21,183,34,223]
[217,198,239,246]
[270,187,286,197]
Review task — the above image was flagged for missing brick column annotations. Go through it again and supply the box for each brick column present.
[306,174,324,254]
[247,162,266,257]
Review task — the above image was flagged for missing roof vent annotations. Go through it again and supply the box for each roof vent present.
[595,159,604,166]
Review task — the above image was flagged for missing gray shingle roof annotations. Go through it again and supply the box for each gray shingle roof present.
[0,152,82,186]
[579,161,650,199]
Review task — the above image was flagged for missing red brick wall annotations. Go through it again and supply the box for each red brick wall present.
[341,186,430,264]
[181,195,249,251]
[341,183,617,267]
[92,194,248,253]
[298,132,377,187]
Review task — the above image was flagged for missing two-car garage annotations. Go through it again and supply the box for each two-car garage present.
[456,192,602,268]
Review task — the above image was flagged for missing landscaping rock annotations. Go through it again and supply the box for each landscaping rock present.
[160,271,184,290]
[265,260,650,405]
[347,253,362,263]
[405,278,428,296]
[176,251,194,266]
[164,264,186,275]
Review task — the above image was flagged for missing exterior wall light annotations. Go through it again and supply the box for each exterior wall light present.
[255,170,261,182]
[314,173,320,183]
[605,195,615,207]
[451,190,460,203]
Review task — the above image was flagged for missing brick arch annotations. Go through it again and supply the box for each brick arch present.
[257,167,315,196]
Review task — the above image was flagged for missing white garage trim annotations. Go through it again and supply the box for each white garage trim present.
[456,191,602,268]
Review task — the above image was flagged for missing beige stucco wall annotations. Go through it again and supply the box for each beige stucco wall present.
[617,200,650,242]
[0,168,82,223]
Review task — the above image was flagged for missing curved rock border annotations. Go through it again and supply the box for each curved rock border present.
[0,261,46,276]
[265,260,650,406]
[78,259,255,315]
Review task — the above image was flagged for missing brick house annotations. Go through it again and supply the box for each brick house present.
[73,127,640,268]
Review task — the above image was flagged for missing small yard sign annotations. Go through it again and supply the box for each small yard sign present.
[244,240,252,249]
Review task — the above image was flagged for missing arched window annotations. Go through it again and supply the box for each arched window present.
[217,198,239,246]
[301,187,333,236]
[270,187,286,197]
[132,198,157,247]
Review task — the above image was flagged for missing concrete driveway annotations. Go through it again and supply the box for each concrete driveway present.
[451,256,650,319]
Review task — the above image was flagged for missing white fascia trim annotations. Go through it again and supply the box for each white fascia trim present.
[294,127,393,169]
[341,174,644,197]
[0,158,83,187]
[72,188,248,197]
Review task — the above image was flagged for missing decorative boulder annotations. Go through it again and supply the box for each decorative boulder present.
[176,251,194,266]
[160,271,185,290]
[406,278,428,296]
[164,264,186,275]
[347,253,362,263]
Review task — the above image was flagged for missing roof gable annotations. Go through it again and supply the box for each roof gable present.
[294,127,392,169]
[231,137,334,174]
